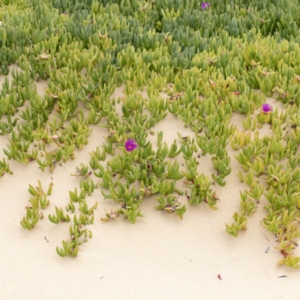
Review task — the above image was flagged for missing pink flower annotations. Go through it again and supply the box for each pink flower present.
[201,2,210,10]
[261,103,272,113]
[125,139,138,152]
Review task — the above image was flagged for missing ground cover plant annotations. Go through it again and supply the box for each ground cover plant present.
[1,0,300,267]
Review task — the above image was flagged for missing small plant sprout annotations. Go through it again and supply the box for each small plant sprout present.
[70,163,92,178]
[101,210,120,222]
[20,181,52,230]
[48,207,71,224]
[0,158,13,177]
[155,195,187,220]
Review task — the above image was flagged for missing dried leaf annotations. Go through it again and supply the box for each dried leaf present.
[38,53,50,60]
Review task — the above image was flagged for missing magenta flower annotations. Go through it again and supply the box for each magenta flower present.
[125,139,138,152]
[261,103,272,114]
[201,2,210,10]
